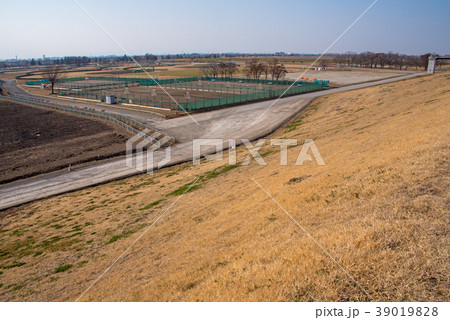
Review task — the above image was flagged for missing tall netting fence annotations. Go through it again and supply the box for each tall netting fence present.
[26,76,328,111]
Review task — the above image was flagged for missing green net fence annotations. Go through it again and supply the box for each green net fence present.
[26,76,328,111]
[179,82,323,111]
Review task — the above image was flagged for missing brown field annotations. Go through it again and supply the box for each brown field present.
[51,79,297,109]
[107,81,289,102]
[0,99,130,183]
[15,63,222,82]
[0,72,448,302]
[107,86,229,105]
[15,62,412,102]
[13,60,314,85]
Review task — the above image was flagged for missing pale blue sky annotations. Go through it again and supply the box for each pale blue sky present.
[1,0,449,60]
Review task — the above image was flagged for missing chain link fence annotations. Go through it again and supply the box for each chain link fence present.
[25,76,328,111]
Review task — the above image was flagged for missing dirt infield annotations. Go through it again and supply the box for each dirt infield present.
[0,99,131,183]
[57,79,291,102]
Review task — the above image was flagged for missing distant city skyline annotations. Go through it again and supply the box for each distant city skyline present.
[1,0,449,60]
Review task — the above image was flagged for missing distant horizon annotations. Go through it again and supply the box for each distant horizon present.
[1,0,449,61]
[2,51,448,63]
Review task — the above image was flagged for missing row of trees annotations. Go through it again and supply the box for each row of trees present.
[5,52,447,71]
[3,54,160,69]
[200,59,288,81]
[332,52,433,70]
[41,65,66,94]
[201,62,238,78]
[2,53,234,69]
[244,59,287,80]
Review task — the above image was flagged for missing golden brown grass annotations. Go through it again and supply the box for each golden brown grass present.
[0,72,449,301]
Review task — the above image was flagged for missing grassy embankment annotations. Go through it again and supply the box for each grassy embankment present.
[0,72,448,301]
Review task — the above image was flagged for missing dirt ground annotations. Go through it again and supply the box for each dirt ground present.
[109,81,290,101]
[0,99,131,183]
[286,69,412,86]
[53,80,298,109]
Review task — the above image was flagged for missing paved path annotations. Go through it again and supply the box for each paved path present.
[0,73,424,210]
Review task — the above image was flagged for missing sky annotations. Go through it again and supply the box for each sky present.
[0,0,449,60]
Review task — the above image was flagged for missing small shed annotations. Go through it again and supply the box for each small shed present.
[105,95,116,104]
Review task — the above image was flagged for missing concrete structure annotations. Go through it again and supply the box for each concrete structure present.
[427,56,436,73]
[427,55,450,73]
[105,95,116,104]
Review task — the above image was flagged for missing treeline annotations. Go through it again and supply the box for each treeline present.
[0,53,236,69]
[332,52,433,70]
[1,54,160,69]
[52,54,158,66]
[2,51,447,71]
[244,59,287,80]
[201,62,238,78]
[201,59,288,80]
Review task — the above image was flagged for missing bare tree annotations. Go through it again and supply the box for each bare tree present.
[269,59,287,80]
[244,64,252,78]
[375,53,386,69]
[333,51,433,71]
[201,64,212,77]
[384,52,396,69]
[218,62,228,77]
[218,62,237,78]
[344,51,356,66]
[41,65,66,94]
[245,59,265,79]
[262,63,270,80]
[389,53,401,69]
[333,54,345,67]
[399,54,410,70]
[210,64,220,78]
[357,52,368,67]
[201,63,220,78]
[366,51,377,68]
[224,62,238,78]
[411,55,422,70]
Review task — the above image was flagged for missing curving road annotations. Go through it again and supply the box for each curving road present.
[0,73,424,210]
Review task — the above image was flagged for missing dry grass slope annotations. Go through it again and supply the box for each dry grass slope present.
[0,72,449,301]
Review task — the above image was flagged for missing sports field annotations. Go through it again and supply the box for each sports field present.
[27,76,326,111]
